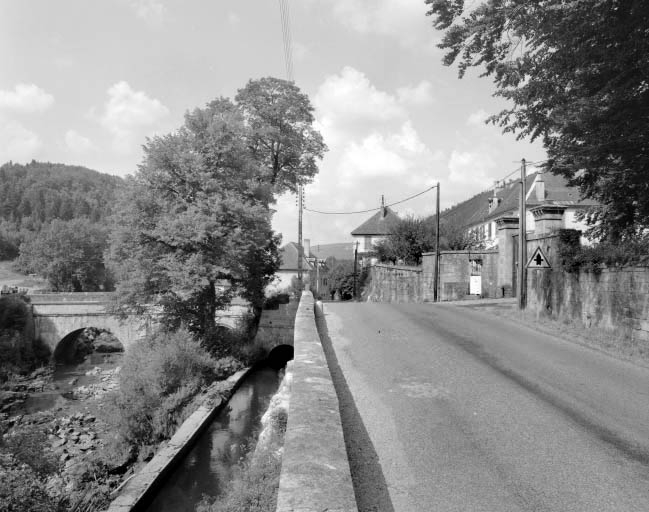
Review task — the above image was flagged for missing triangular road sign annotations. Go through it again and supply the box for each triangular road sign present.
[526,246,551,268]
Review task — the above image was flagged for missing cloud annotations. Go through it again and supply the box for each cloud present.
[127,0,166,25]
[448,150,496,189]
[467,108,489,127]
[0,84,54,113]
[65,130,95,153]
[227,12,240,26]
[338,121,438,185]
[315,67,404,127]
[316,0,438,48]
[99,81,169,151]
[397,81,434,105]
[0,120,42,162]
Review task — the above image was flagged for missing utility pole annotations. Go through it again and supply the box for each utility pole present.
[297,185,303,283]
[434,182,441,302]
[353,241,359,300]
[518,159,527,310]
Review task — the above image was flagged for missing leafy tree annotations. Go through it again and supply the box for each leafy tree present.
[107,98,283,345]
[17,218,112,292]
[235,77,327,195]
[324,260,356,300]
[426,0,649,240]
[374,215,485,265]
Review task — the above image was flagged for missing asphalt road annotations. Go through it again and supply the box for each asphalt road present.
[317,302,649,512]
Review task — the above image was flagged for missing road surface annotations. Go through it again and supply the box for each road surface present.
[317,302,649,512]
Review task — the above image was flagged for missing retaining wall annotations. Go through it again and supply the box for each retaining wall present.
[365,264,422,302]
[526,233,649,340]
[276,291,357,512]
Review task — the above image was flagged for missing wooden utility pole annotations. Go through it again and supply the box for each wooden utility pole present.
[518,159,527,310]
[297,185,303,283]
[434,182,441,302]
[353,241,359,300]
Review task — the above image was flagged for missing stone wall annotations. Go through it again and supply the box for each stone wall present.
[526,233,649,341]
[365,264,422,302]
[276,291,357,511]
[256,301,299,346]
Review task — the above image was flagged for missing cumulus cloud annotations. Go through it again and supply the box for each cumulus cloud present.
[99,81,169,151]
[0,120,42,162]
[315,66,404,127]
[127,0,166,25]
[467,108,489,127]
[0,84,54,113]
[448,150,496,190]
[227,12,240,26]
[397,81,434,105]
[338,121,437,186]
[317,0,437,48]
[65,130,95,153]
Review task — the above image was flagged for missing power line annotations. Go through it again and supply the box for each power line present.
[304,185,437,215]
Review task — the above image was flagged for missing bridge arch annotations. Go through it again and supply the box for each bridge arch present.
[53,327,124,364]
[267,344,294,369]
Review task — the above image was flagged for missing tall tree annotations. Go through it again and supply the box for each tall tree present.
[107,98,284,345]
[235,77,327,195]
[17,218,111,292]
[426,0,649,240]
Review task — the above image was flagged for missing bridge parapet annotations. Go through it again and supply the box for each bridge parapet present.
[276,292,357,511]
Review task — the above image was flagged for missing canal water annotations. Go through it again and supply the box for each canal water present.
[143,365,282,512]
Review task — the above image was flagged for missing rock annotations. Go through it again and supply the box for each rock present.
[60,452,70,462]
[84,415,96,423]
[85,367,102,377]
[68,378,78,386]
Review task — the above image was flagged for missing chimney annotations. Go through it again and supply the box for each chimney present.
[535,170,545,202]
[381,195,387,217]
[303,238,311,258]
[488,181,502,213]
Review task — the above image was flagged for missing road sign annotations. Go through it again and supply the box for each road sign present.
[526,246,551,268]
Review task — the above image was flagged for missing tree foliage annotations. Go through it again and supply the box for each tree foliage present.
[426,0,649,240]
[235,77,327,195]
[108,80,324,346]
[373,215,484,266]
[17,218,112,292]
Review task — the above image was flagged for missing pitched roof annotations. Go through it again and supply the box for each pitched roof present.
[309,242,355,261]
[442,172,597,229]
[351,207,400,236]
[279,242,314,271]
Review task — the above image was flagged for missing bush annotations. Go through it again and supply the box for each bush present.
[108,328,223,446]
[558,229,649,273]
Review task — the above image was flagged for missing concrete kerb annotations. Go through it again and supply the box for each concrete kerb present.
[105,367,254,512]
[275,291,358,512]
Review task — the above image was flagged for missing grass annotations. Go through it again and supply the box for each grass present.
[479,302,649,369]
[0,261,48,291]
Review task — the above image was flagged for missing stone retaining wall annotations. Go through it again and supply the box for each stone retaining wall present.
[526,233,649,340]
[365,264,422,302]
[275,291,357,512]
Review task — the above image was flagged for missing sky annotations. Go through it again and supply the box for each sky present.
[0,0,546,246]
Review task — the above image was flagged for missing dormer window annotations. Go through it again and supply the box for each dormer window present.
[488,196,502,213]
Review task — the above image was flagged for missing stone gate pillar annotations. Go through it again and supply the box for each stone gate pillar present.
[496,216,519,297]
[530,205,567,235]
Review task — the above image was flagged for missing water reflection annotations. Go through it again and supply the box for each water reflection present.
[144,366,280,512]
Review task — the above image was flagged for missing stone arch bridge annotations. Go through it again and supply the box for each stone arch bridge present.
[29,292,252,356]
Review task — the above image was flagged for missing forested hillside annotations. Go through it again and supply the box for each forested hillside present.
[0,162,123,290]
[0,161,123,227]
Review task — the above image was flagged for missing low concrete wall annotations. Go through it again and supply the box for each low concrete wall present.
[105,368,251,512]
[276,291,357,512]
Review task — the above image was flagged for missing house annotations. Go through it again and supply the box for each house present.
[350,199,400,262]
[443,170,598,247]
[267,239,331,298]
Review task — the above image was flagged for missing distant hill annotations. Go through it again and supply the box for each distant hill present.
[0,161,123,227]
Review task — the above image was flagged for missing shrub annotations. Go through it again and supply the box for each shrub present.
[108,328,222,446]
[558,229,649,273]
